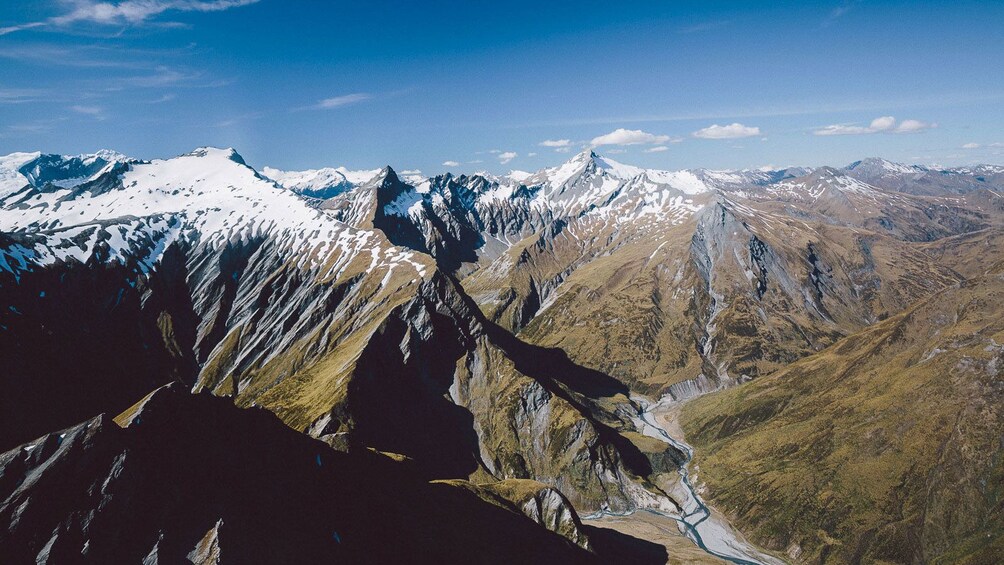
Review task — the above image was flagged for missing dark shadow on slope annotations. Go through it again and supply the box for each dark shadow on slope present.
[345,301,484,480]
[480,318,656,478]
[581,525,670,565]
[0,242,200,452]
[436,273,662,478]
[370,170,486,276]
[0,383,601,564]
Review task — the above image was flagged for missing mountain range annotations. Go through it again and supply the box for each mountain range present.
[1,146,1002,563]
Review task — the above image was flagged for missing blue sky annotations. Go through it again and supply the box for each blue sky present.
[1,0,1002,173]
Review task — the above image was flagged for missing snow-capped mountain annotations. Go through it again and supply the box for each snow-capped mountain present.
[844,156,1004,195]
[261,164,383,199]
[0,147,426,283]
[0,150,130,199]
[1,146,1003,563]
[0,147,681,516]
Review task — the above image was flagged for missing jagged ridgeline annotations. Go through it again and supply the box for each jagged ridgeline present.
[1,147,1003,562]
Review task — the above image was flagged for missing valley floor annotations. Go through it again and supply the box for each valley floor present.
[585,397,788,565]
[586,511,725,564]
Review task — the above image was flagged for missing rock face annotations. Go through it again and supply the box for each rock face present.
[0,383,611,564]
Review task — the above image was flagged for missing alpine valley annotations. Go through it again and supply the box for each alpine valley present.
[2,146,1003,564]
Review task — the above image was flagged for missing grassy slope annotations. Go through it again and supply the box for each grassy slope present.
[681,266,1004,563]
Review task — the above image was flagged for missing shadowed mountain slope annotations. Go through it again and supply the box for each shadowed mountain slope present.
[1,383,670,564]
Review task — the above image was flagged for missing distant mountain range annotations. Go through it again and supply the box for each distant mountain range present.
[2,147,1002,563]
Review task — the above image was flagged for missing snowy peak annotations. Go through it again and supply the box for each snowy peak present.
[845,157,924,175]
[263,162,386,200]
[0,146,435,289]
[756,166,883,203]
[183,146,247,165]
[528,149,646,190]
[0,152,42,198]
[841,157,1004,195]
[367,166,408,195]
[15,150,131,191]
[264,166,353,199]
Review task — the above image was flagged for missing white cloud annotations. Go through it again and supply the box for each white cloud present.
[555,146,571,153]
[527,152,537,157]
[3,0,260,35]
[894,119,935,133]
[813,124,870,136]
[539,139,571,148]
[692,123,761,139]
[498,151,517,164]
[962,142,981,149]
[591,128,671,146]
[606,149,627,154]
[644,146,669,153]
[400,169,421,175]
[813,116,936,136]
[315,93,371,109]
[869,116,897,131]
[442,160,460,167]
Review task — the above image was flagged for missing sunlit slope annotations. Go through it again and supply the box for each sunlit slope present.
[682,265,1004,564]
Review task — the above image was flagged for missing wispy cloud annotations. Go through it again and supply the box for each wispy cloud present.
[117,66,200,88]
[645,146,669,153]
[1,0,260,36]
[71,105,103,115]
[148,93,177,103]
[0,87,48,104]
[823,0,860,26]
[442,160,460,167]
[678,20,731,34]
[70,104,107,120]
[962,143,980,149]
[0,44,145,69]
[591,128,672,146]
[498,151,517,165]
[313,93,371,110]
[497,91,1004,131]
[693,123,761,139]
[813,116,936,136]
[0,22,46,36]
[539,138,574,153]
[3,117,68,135]
[214,111,262,127]
[539,138,571,148]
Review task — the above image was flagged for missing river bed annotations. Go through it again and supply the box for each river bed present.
[583,396,785,565]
